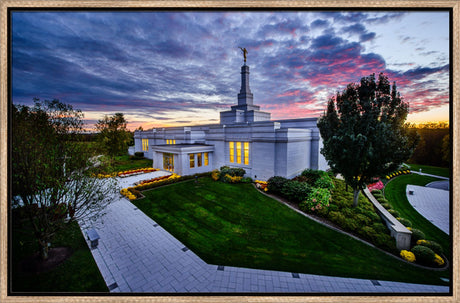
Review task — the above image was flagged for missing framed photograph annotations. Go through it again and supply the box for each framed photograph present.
[1,1,457,302]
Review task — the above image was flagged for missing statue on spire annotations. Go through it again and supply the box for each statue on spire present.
[238,46,248,63]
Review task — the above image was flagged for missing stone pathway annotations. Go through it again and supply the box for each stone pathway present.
[79,172,449,293]
[406,183,450,235]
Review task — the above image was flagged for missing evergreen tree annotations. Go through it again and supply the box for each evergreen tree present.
[318,73,419,207]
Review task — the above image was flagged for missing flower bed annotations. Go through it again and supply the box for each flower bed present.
[255,180,268,191]
[134,174,174,186]
[385,170,411,180]
[118,167,159,177]
[367,180,384,191]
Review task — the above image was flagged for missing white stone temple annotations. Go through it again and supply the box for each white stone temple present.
[134,61,328,180]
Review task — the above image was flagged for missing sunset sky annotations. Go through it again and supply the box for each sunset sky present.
[11,10,450,130]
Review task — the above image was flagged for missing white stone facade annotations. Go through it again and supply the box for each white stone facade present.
[134,64,328,179]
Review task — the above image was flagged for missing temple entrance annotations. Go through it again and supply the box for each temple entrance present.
[163,153,174,172]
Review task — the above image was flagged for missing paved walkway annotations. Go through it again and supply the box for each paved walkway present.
[406,172,450,235]
[79,172,449,293]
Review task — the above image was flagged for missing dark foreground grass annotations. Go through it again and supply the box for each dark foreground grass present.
[406,164,450,178]
[11,220,108,293]
[384,174,451,260]
[134,177,449,285]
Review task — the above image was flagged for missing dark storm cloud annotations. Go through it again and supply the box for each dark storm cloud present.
[310,19,329,29]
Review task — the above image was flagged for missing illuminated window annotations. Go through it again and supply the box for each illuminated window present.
[163,153,174,172]
[204,152,209,166]
[166,139,175,144]
[236,142,242,164]
[229,142,234,163]
[189,154,195,168]
[173,139,176,144]
[166,139,169,144]
[244,142,249,165]
[197,153,202,167]
[142,139,149,151]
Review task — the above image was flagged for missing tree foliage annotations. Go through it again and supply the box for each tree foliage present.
[95,113,132,158]
[317,73,419,207]
[12,99,115,260]
[406,124,450,167]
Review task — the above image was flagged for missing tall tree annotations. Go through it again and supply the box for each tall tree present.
[96,113,131,158]
[318,73,419,207]
[12,99,115,260]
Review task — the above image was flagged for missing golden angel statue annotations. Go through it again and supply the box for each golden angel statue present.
[238,46,248,62]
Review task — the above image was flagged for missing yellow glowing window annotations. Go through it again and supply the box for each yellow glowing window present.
[166,139,169,144]
[236,142,242,164]
[244,142,249,165]
[142,139,149,151]
[229,142,234,163]
[204,152,209,166]
[189,154,195,168]
[197,153,202,167]
[173,139,176,144]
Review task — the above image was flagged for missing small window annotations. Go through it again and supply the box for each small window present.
[204,152,209,166]
[229,142,234,163]
[197,153,202,167]
[142,139,149,151]
[236,142,242,164]
[244,142,249,165]
[189,154,195,168]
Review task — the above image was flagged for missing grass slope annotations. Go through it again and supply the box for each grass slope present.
[407,164,450,178]
[134,177,449,285]
[11,220,108,293]
[384,174,451,260]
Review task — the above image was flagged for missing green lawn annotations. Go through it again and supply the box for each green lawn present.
[11,219,108,293]
[406,164,450,178]
[384,174,451,260]
[133,177,449,285]
[98,154,153,173]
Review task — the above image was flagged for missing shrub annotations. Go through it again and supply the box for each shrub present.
[411,229,426,245]
[375,234,397,253]
[372,193,384,200]
[314,174,334,190]
[416,239,443,255]
[411,245,435,266]
[372,222,389,234]
[358,226,378,242]
[377,197,389,204]
[292,175,308,183]
[328,211,347,227]
[387,209,400,217]
[355,214,372,226]
[241,177,252,183]
[134,151,144,158]
[220,166,245,177]
[299,187,331,212]
[267,176,289,194]
[397,217,412,228]
[300,169,326,185]
[223,174,243,183]
[434,254,445,266]
[371,189,382,195]
[341,217,360,232]
[361,210,381,223]
[211,169,220,181]
[380,202,392,210]
[281,180,311,203]
[400,250,416,263]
